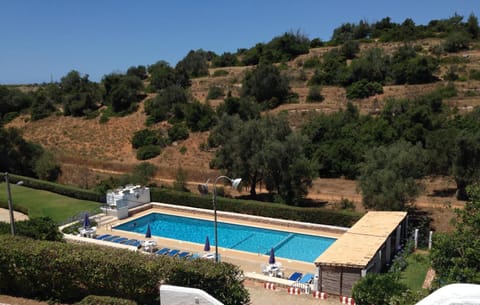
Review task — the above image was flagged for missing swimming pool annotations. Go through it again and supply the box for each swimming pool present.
[114,212,336,262]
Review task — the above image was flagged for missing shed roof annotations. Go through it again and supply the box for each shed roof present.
[314,211,407,268]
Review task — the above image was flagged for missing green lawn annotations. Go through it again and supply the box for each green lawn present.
[0,183,101,223]
[400,252,430,291]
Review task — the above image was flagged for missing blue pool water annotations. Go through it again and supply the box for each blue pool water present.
[114,213,336,262]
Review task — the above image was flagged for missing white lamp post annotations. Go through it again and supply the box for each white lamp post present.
[198,176,242,262]
[4,172,16,236]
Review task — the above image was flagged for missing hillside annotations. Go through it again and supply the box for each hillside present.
[6,38,480,231]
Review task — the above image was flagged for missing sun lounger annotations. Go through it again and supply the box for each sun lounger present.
[103,235,121,241]
[112,237,129,243]
[167,249,180,257]
[288,272,303,281]
[156,247,170,255]
[188,253,200,260]
[108,236,124,242]
[177,251,191,258]
[299,273,314,284]
[95,234,111,240]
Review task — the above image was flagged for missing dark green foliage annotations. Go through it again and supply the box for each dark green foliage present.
[60,70,102,117]
[168,122,189,142]
[131,129,166,149]
[210,114,317,204]
[144,85,189,123]
[241,31,310,65]
[8,174,105,202]
[308,48,349,86]
[469,69,480,80]
[175,49,210,78]
[0,127,45,177]
[340,39,360,59]
[102,73,144,114]
[126,65,147,80]
[30,87,57,121]
[150,187,361,227]
[183,101,216,132]
[349,48,389,84]
[466,13,480,39]
[0,217,63,241]
[346,80,383,99]
[306,85,324,102]
[309,38,324,48]
[0,85,33,124]
[452,130,480,200]
[302,56,321,69]
[148,61,190,91]
[77,295,137,305]
[212,69,229,77]
[130,162,157,186]
[241,63,290,108]
[215,96,261,121]
[211,52,239,67]
[0,236,250,305]
[430,185,480,286]
[206,86,225,100]
[352,273,407,305]
[357,141,426,211]
[442,30,471,53]
[136,145,161,160]
[34,151,61,181]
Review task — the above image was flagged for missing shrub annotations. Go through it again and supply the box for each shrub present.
[168,123,189,142]
[136,145,161,160]
[131,129,166,149]
[352,272,407,305]
[346,80,383,99]
[76,295,137,305]
[0,217,63,241]
[0,236,250,305]
[212,69,229,77]
[470,69,480,80]
[206,86,225,100]
[303,57,321,69]
[306,86,324,102]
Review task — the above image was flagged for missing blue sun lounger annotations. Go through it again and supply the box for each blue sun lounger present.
[124,239,139,246]
[177,251,191,258]
[299,273,314,284]
[112,237,129,243]
[288,272,303,281]
[167,249,180,257]
[96,234,111,240]
[156,248,170,255]
[103,235,121,241]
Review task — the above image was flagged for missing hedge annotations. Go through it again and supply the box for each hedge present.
[8,174,106,203]
[150,188,361,227]
[0,235,249,305]
[77,295,137,305]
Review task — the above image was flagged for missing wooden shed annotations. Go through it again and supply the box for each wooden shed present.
[314,211,408,296]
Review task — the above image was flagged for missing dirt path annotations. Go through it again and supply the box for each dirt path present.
[0,208,29,223]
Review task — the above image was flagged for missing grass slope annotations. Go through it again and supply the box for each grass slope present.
[0,183,101,223]
[400,252,430,291]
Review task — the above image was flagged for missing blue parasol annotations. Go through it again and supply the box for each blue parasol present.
[145,223,152,238]
[83,212,90,228]
[204,235,211,252]
[269,247,276,265]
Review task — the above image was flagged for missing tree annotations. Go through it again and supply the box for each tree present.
[173,166,189,192]
[452,130,480,200]
[357,141,426,211]
[210,114,316,203]
[103,73,144,113]
[430,184,480,286]
[148,61,190,91]
[126,65,147,80]
[34,151,61,181]
[215,96,261,121]
[60,70,102,117]
[144,85,188,123]
[175,49,210,78]
[241,63,290,108]
[466,13,480,39]
[352,273,407,305]
[183,101,216,132]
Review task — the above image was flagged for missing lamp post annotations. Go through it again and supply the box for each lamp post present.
[4,172,16,236]
[198,175,242,263]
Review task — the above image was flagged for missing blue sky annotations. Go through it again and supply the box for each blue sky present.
[1,0,479,84]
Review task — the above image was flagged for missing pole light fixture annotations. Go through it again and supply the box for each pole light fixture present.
[198,176,242,262]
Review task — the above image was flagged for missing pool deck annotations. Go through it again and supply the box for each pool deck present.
[68,202,347,285]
